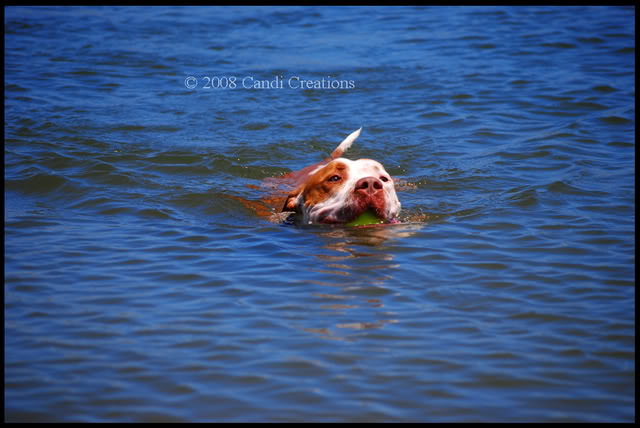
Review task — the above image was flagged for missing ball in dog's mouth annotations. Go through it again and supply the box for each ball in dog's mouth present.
[345,209,386,227]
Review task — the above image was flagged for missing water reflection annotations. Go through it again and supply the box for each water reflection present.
[296,223,424,337]
[313,222,425,247]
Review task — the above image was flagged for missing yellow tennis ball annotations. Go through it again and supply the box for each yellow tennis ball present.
[345,209,385,227]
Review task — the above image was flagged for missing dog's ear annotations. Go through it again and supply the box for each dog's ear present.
[282,189,302,213]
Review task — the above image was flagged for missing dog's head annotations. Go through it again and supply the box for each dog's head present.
[283,158,401,225]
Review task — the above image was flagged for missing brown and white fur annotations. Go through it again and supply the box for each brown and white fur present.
[281,128,401,225]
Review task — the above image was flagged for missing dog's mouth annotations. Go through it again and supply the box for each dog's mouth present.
[318,200,388,225]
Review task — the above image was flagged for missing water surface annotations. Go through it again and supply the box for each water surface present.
[4,6,635,422]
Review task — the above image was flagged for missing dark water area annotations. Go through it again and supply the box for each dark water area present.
[4,6,635,422]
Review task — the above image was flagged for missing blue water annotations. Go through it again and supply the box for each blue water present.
[4,6,635,422]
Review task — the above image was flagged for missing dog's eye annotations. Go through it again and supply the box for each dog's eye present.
[328,175,341,182]
[380,176,389,183]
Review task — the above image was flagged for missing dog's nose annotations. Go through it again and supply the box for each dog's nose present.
[355,176,383,196]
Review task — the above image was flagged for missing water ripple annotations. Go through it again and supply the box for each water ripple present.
[4,5,634,423]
